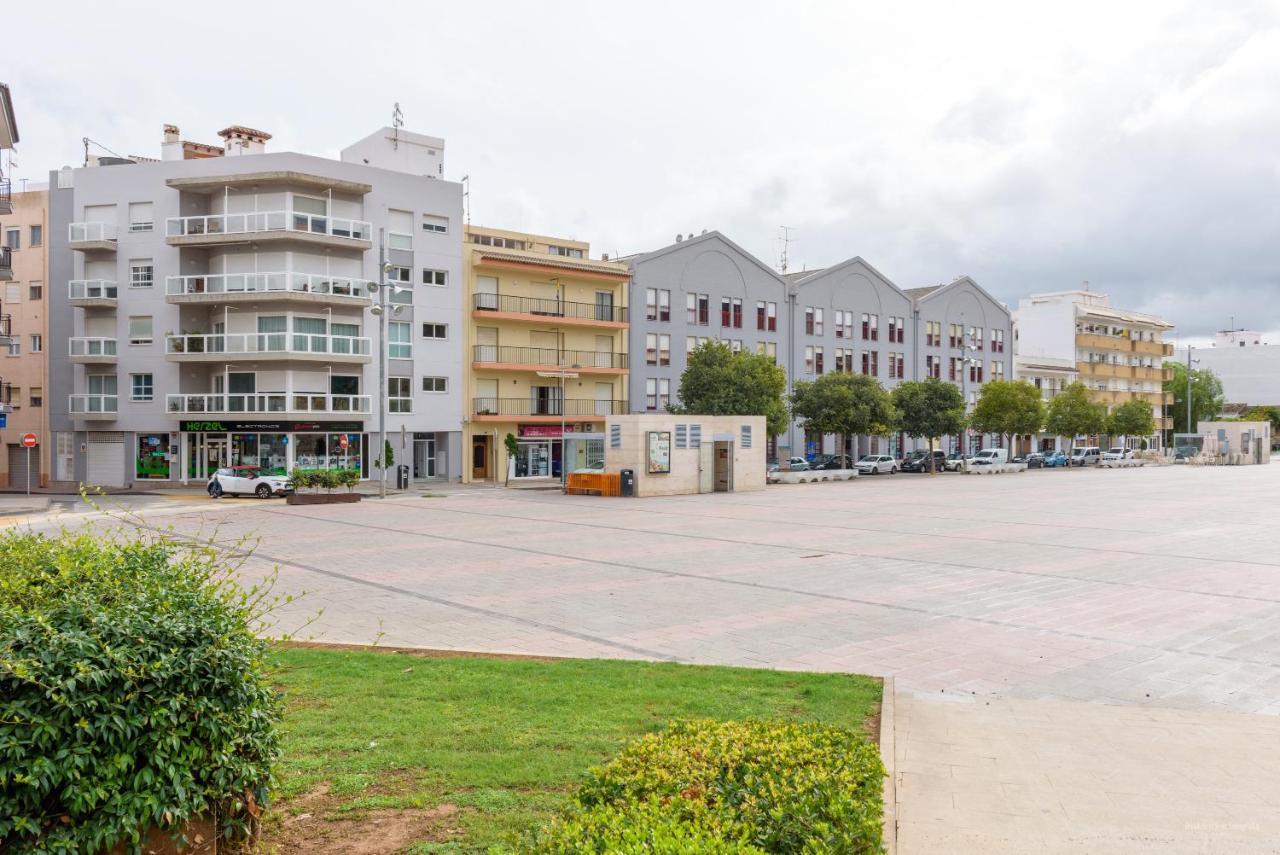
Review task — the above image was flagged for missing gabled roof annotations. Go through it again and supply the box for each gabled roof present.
[911,276,1010,316]
[782,268,823,284]
[903,285,942,299]
[628,230,784,283]
[792,255,911,300]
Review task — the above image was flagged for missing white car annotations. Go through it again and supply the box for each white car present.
[207,466,293,499]
[1070,446,1101,466]
[855,454,898,475]
[1102,447,1133,461]
[966,448,1009,466]
[786,456,811,472]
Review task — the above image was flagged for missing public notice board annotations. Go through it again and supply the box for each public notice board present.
[647,430,671,474]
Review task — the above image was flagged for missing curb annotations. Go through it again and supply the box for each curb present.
[880,676,897,854]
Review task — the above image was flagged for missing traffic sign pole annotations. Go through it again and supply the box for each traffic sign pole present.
[21,433,37,497]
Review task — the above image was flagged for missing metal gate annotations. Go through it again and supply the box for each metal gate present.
[86,432,126,488]
[7,443,38,491]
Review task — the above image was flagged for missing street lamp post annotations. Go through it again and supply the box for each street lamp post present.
[537,366,580,492]
[369,231,408,499]
[1185,345,1197,435]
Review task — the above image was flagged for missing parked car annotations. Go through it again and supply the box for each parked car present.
[1102,447,1134,461]
[786,456,810,472]
[901,449,948,472]
[1070,446,1101,466]
[208,465,293,499]
[1024,452,1045,469]
[966,448,1009,466]
[943,452,966,471]
[855,454,898,475]
[811,454,856,470]
[1042,451,1068,467]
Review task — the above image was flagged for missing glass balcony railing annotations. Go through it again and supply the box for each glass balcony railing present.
[165,211,372,242]
[68,279,119,301]
[165,393,372,415]
[165,333,371,357]
[68,222,118,242]
[166,271,372,299]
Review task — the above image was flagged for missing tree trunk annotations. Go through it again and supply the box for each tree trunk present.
[928,437,936,474]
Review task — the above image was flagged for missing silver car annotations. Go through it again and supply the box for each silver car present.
[855,454,898,475]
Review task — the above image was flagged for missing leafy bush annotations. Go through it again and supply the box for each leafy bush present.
[0,527,283,854]
[289,468,359,493]
[288,467,314,492]
[520,719,883,854]
[337,468,360,492]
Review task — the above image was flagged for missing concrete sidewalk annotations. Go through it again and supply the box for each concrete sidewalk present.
[0,495,50,517]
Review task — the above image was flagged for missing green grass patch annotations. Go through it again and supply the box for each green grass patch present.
[268,646,880,852]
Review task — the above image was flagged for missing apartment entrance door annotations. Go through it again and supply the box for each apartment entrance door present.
[472,435,490,480]
[713,441,733,492]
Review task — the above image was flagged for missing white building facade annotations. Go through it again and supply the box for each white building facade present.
[1176,330,1280,409]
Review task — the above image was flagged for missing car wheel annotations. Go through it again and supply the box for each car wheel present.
[256,484,272,499]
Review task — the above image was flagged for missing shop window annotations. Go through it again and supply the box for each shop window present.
[136,434,170,480]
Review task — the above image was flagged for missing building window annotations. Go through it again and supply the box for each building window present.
[646,333,658,365]
[4,228,19,249]
[469,233,527,250]
[835,347,855,373]
[814,346,824,374]
[888,316,905,344]
[991,329,1005,353]
[862,350,878,376]
[131,373,154,401]
[926,320,941,347]
[645,378,670,411]
[388,265,411,284]
[646,288,671,321]
[422,269,447,287]
[547,244,584,258]
[388,209,413,250]
[720,297,732,327]
[388,322,411,358]
[389,377,412,413]
[949,323,963,348]
[687,335,699,355]
[813,308,824,336]
[836,309,854,339]
[30,334,42,353]
[421,323,448,339]
[732,297,743,328]
[888,352,905,379]
[969,326,984,350]
[5,341,18,356]
[28,283,42,301]
[765,341,776,361]
[805,307,815,335]
[29,387,42,407]
[129,259,154,288]
[969,362,983,383]
[422,376,448,393]
[926,354,941,379]
[422,214,449,234]
[658,334,670,365]
[128,316,153,346]
[805,345,815,374]
[5,283,17,303]
[128,202,154,232]
[862,313,879,341]
[29,225,42,247]
[991,360,1005,380]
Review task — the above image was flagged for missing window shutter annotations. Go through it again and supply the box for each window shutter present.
[609,424,621,449]
[741,425,752,448]
[675,424,687,449]
[690,424,702,448]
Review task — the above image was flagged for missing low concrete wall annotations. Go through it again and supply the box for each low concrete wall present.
[768,468,859,484]
[962,462,1027,475]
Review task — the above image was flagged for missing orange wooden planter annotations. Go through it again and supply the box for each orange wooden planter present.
[566,472,621,496]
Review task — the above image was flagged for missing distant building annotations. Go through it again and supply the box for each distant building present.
[1174,330,1280,408]
[1014,289,1174,450]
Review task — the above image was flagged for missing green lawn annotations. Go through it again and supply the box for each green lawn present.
[267,646,881,853]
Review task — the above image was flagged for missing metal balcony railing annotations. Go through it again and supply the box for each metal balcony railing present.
[166,393,373,415]
[68,279,119,301]
[165,211,373,242]
[472,397,627,417]
[0,314,10,339]
[166,271,372,299]
[472,292,627,323]
[0,180,10,208]
[0,381,11,406]
[166,332,372,357]
[0,246,11,273]
[68,222,119,242]
[472,345,627,369]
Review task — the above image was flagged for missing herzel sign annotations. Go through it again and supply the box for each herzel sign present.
[179,421,364,433]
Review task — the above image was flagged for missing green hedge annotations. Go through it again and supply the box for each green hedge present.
[520,719,884,853]
[0,528,282,854]
[288,467,360,492]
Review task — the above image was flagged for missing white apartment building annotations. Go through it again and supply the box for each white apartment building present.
[49,124,464,488]
[1175,330,1280,408]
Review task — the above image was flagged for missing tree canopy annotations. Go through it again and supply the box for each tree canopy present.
[892,379,965,442]
[790,373,897,450]
[1045,382,1106,454]
[674,341,789,436]
[1164,361,1224,434]
[1106,398,1156,441]
[969,380,1044,452]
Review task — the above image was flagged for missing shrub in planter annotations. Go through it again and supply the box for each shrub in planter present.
[337,468,360,492]
[520,719,883,854]
[0,527,283,854]
[287,467,314,493]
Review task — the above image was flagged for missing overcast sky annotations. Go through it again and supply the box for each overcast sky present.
[6,1,1277,343]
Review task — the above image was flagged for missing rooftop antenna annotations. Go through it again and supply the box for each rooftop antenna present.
[391,102,404,150]
[82,136,127,167]
[778,225,795,274]
[461,175,471,226]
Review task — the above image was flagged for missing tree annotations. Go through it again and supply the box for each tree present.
[891,378,965,473]
[790,373,896,460]
[969,380,1044,459]
[1106,399,1156,447]
[674,341,789,437]
[1164,361,1224,436]
[1242,405,1280,433]
[1045,382,1106,465]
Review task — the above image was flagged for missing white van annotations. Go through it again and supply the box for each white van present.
[966,448,1008,466]
[1070,446,1101,465]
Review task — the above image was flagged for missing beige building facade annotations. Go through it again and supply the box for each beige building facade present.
[461,226,630,483]
[1,187,49,487]
[604,414,765,496]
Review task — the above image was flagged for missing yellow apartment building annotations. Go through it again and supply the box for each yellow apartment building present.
[462,226,629,483]
[1,187,50,487]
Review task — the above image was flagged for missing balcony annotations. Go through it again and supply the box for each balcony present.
[165,271,372,306]
[69,394,119,419]
[0,381,11,414]
[68,222,118,252]
[1077,361,1127,378]
[0,179,11,215]
[471,293,628,328]
[69,337,119,363]
[68,279,119,308]
[1135,339,1175,357]
[165,332,372,364]
[166,392,372,417]
[0,246,10,280]
[165,211,373,250]
[0,314,10,343]
[472,345,628,373]
[472,397,627,422]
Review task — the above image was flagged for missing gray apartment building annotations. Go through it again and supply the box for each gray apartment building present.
[48,123,464,488]
[627,232,1014,460]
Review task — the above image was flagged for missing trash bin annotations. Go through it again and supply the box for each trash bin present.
[397,464,410,490]
[619,468,635,497]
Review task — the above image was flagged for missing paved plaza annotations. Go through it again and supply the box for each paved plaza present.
[22,463,1280,852]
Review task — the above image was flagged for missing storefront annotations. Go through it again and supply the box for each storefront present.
[512,423,603,480]
[135,433,175,480]
[179,420,367,483]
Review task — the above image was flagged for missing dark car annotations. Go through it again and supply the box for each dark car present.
[810,454,855,470]
[901,449,948,472]
[1024,452,1045,469]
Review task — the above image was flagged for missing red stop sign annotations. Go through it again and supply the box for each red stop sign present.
[21,433,37,448]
